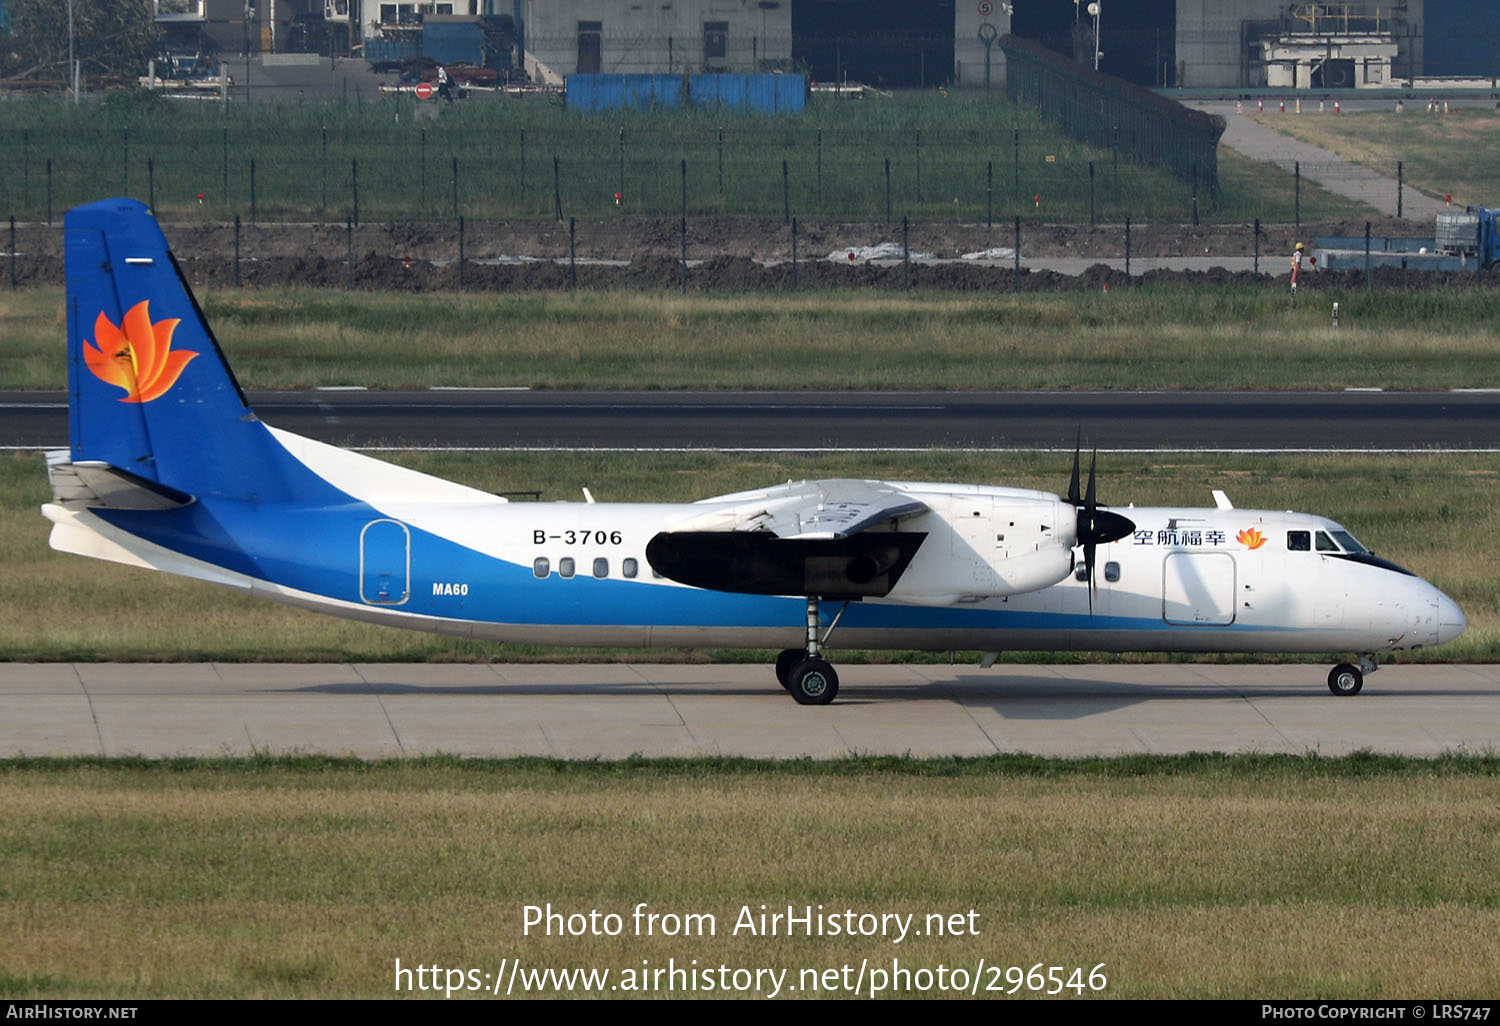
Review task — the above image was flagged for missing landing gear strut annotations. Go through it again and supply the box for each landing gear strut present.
[776,597,845,705]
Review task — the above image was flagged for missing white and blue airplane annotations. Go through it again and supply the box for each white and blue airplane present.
[42,198,1466,703]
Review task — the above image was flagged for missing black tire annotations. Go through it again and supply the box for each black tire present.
[1328,663,1363,696]
[775,648,806,689]
[787,657,839,705]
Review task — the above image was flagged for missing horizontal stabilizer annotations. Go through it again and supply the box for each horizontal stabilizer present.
[45,450,193,510]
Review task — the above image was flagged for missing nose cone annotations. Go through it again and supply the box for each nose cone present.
[1436,587,1467,645]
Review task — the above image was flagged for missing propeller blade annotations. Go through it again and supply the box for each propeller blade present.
[1061,444,1136,617]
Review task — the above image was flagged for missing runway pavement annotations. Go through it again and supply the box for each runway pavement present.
[4,662,1496,760]
[7,389,1500,451]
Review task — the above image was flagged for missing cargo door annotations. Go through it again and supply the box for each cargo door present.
[1162,552,1235,626]
[360,519,410,605]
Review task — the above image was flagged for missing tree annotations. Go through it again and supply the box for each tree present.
[3,0,159,83]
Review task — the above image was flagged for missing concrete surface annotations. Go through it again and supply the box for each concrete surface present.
[3,662,1496,759]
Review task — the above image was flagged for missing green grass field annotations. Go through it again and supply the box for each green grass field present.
[3,448,1492,663]
[1254,108,1500,211]
[1,756,1496,998]
[0,91,1369,224]
[6,284,1500,391]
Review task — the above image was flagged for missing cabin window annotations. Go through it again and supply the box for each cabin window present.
[623,557,639,578]
[593,557,609,578]
[559,557,575,578]
[1316,530,1339,552]
[1287,530,1310,551]
[1074,563,1089,582]
[1104,561,1121,582]
[533,557,550,578]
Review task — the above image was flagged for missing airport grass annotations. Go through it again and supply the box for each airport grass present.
[0,755,1497,998]
[1252,108,1500,211]
[1,448,1493,663]
[7,284,1500,391]
[0,91,1365,224]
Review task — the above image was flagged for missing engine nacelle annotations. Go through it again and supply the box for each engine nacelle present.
[885,492,1076,604]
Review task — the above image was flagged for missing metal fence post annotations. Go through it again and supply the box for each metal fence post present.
[452,156,459,219]
[9,216,15,290]
[1125,215,1131,279]
[45,159,52,225]
[1013,128,1020,194]
[1294,161,1301,227]
[234,214,241,287]
[458,215,465,289]
[345,216,353,290]
[250,158,257,223]
[1397,161,1403,219]
[320,128,327,218]
[1088,161,1095,226]
[791,216,798,289]
[352,158,359,227]
[1254,217,1261,275]
[782,159,790,225]
[718,127,724,195]
[519,129,526,197]
[420,129,426,214]
[569,216,576,289]
[1365,221,1372,291]
[553,155,563,221]
[618,126,625,205]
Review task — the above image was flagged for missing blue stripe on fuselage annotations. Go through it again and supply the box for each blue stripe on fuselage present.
[94,499,1302,635]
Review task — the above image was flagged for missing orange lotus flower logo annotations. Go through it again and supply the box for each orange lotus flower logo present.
[1237,528,1267,550]
[83,301,196,403]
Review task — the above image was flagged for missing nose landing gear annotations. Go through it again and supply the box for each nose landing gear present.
[1328,654,1378,696]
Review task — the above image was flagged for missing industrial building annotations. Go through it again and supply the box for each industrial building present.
[147,1,1500,90]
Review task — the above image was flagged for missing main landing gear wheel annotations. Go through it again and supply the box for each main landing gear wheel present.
[775,648,806,690]
[1328,663,1364,696]
[787,657,839,706]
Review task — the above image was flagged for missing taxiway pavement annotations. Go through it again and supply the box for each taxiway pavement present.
[4,662,1495,759]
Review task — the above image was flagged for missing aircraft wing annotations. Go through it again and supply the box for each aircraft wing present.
[669,478,928,538]
[648,480,929,598]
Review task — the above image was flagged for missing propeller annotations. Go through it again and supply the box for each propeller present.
[1066,440,1136,613]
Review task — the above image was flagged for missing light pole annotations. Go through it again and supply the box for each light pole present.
[1087,2,1102,71]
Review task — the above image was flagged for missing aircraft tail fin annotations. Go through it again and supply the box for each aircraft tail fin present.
[64,197,314,502]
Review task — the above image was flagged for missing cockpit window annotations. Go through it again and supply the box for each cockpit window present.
[1287,530,1310,551]
[1330,530,1368,554]
[1315,530,1339,552]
